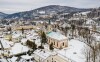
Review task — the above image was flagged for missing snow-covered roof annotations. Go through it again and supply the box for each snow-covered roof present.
[81,11,90,15]
[0,38,11,49]
[35,39,41,46]
[95,36,100,41]
[38,11,46,14]
[12,33,21,38]
[61,23,70,28]
[26,30,38,40]
[34,49,51,59]
[8,56,17,62]
[69,18,80,20]
[21,38,28,44]
[26,35,37,40]
[92,34,100,42]
[86,19,96,25]
[21,55,34,59]
[0,58,8,62]
[47,32,67,41]
[10,43,29,55]
[57,39,87,62]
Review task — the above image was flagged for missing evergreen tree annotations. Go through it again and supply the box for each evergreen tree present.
[32,42,37,51]
[21,28,24,34]
[26,40,37,51]
[38,44,44,49]
[41,31,47,44]
[7,27,12,34]
[71,24,75,38]
[49,43,54,51]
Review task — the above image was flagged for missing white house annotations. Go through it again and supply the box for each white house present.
[33,49,52,62]
[85,19,97,26]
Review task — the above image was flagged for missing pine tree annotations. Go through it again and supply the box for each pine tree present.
[49,43,54,51]
[38,44,44,49]
[26,40,37,51]
[32,42,37,51]
[41,31,47,44]
[21,28,24,34]
[7,27,12,34]
[71,24,75,38]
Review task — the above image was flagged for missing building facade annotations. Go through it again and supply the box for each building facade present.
[47,32,68,49]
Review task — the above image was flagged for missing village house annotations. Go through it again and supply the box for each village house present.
[9,43,29,56]
[20,55,34,62]
[4,34,12,41]
[83,19,97,32]
[33,49,70,62]
[33,49,52,62]
[47,32,68,49]
[84,19,97,26]
[0,38,13,57]
[4,32,22,42]
[12,33,22,42]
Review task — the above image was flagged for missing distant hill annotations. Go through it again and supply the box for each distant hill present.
[0,12,8,19]
[3,5,91,20]
[34,5,91,13]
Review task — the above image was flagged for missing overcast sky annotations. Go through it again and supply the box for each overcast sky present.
[0,0,100,14]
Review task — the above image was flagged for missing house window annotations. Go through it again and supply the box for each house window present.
[49,40,51,44]
[49,39,50,43]
[57,42,58,47]
[54,42,55,45]
[63,42,64,46]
